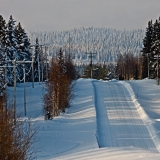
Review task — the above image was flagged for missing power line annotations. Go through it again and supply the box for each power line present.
[0,59,34,117]
[85,52,97,79]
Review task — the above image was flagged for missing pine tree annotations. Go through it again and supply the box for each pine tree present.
[58,48,66,74]
[151,18,160,80]
[142,20,153,78]
[0,41,5,96]
[33,38,40,82]
[5,15,19,85]
[0,15,6,95]
[0,15,6,47]
[15,22,32,82]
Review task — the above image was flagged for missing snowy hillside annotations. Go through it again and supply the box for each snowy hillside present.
[8,79,160,159]
[29,28,144,65]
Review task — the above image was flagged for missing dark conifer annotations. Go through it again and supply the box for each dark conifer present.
[5,15,19,85]
[0,15,6,94]
[142,20,153,78]
[33,38,40,82]
[0,15,6,47]
[15,22,32,81]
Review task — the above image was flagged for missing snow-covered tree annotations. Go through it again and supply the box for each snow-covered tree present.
[151,19,160,79]
[29,27,144,66]
[0,15,33,85]
[58,48,66,74]
[15,22,32,81]
[0,15,6,47]
[141,17,160,79]
[0,15,6,94]
[0,42,5,96]
[5,15,19,85]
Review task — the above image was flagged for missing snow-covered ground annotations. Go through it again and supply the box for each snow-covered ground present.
[7,79,160,159]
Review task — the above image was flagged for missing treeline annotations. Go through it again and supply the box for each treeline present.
[116,17,160,81]
[29,27,144,65]
[0,15,31,86]
[0,15,38,159]
[141,17,160,80]
[43,49,76,119]
[82,64,108,80]
[0,14,77,159]
[0,15,48,96]
[0,15,50,159]
[116,53,140,80]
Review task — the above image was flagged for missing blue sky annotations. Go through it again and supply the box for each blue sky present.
[0,0,160,31]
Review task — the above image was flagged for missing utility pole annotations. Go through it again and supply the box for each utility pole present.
[86,28,97,79]
[23,64,26,116]
[40,46,44,82]
[31,54,35,88]
[7,60,34,116]
[0,62,17,118]
[38,53,40,84]
[30,44,41,84]
[29,45,35,88]
[86,52,97,79]
[1,62,17,123]
[13,60,16,121]
[157,53,159,85]
[45,46,48,80]
[147,53,150,78]
[4,64,8,108]
[1,46,35,117]
[0,64,16,114]
[17,60,34,116]
[69,32,71,55]
[38,44,49,83]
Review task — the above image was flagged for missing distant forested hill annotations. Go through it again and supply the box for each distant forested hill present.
[29,27,144,65]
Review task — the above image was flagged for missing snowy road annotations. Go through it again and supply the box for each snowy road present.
[93,81,158,152]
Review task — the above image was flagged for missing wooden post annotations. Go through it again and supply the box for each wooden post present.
[13,60,16,123]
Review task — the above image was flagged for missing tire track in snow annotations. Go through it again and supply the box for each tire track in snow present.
[93,81,158,152]
[92,81,113,147]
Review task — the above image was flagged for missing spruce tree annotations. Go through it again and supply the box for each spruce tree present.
[151,18,160,79]
[58,48,66,74]
[15,22,32,82]
[5,15,19,85]
[0,41,5,96]
[0,15,6,47]
[0,15,6,94]
[142,20,153,78]
[143,20,153,55]
[33,38,40,82]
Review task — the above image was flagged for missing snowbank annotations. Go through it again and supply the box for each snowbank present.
[120,81,160,152]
